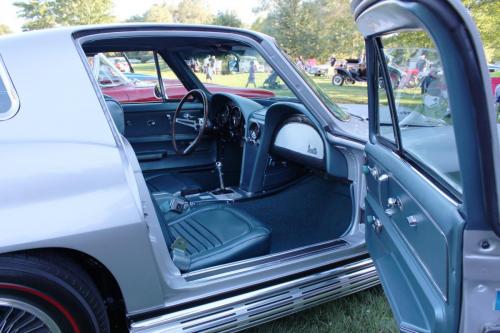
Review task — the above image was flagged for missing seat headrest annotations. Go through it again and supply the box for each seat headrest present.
[104,95,125,135]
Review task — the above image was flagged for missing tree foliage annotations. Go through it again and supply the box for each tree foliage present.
[252,0,499,62]
[463,0,500,61]
[14,0,113,31]
[126,0,212,25]
[14,0,57,31]
[212,11,242,28]
[174,0,213,24]
[253,0,364,61]
[0,24,13,35]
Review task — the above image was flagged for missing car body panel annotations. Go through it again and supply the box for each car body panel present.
[0,30,167,312]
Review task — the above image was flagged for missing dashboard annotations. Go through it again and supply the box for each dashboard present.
[210,93,332,193]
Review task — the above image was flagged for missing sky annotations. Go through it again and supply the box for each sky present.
[0,0,261,32]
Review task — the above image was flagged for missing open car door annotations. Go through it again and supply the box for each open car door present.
[353,1,500,332]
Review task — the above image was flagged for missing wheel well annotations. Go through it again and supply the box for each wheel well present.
[6,248,128,333]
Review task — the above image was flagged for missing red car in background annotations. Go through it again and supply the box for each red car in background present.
[89,53,275,103]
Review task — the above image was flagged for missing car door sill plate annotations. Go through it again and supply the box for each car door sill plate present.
[130,258,378,333]
[183,239,348,282]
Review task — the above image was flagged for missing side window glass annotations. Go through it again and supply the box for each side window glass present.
[377,63,396,143]
[87,51,185,104]
[381,31,462,194]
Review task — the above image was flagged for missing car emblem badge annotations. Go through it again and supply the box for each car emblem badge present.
[307,144,318,155]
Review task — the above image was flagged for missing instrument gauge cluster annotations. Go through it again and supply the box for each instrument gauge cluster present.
[214,101,245,140]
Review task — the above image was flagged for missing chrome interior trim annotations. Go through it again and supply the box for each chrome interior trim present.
[131,258,378,333]
[182,238,349,282]
[390,150,460,206]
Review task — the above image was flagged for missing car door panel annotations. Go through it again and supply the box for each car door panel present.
[122,102,216,171]
[365,143,464,332]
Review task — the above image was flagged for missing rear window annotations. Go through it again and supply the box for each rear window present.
[0,56,19,119]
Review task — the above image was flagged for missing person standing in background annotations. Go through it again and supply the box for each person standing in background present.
[206,62,214,82]
[296,56,305,70]
[246,60,257,88]
[330,55,337,67]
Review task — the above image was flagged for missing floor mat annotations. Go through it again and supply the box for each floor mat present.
[234,176,353,253]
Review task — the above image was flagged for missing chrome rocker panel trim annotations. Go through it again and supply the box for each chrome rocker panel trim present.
[131,258,378,333]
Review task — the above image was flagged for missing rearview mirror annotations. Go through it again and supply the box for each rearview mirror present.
[228,54,240,73]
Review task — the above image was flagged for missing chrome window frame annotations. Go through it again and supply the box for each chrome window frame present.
[0,54,20,120]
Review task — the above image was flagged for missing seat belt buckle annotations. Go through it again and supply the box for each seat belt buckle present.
[171,237,191,271]
[169,197,188,213]
[171,237,188,252]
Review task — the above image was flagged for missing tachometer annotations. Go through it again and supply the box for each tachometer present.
[215,104,230,127]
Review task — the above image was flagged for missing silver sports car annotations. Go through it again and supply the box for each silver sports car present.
[0,1,498,332]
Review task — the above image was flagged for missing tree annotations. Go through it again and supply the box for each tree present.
[14,0,114,31]
[252,0,363,61]
[0,24,12,35]
[54,0,114,25]
[142,2,174,23]
[463,0,500,62]
[174,0,213,24]
[14,0,57,31]
[212,11,242,28]
[125,15,145,23]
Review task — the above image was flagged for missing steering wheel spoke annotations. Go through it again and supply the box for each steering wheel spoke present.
[175,117,198,130]
[172,89,209,155]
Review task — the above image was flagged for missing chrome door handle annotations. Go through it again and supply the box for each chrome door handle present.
[387,197,402,208]
[406,215,419,227]
[385,197,402,216]
[373,218,383,234]
[367,216,383,234]
[147,120,156,126]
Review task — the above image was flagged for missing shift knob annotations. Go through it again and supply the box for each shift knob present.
[215,161,225,189]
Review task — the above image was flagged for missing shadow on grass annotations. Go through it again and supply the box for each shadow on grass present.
[243,286,397,333]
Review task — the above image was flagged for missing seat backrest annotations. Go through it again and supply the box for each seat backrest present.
[103,95,125,135]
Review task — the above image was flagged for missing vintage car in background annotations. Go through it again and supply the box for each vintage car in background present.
[90,52,275,103]
[0,1,498,333]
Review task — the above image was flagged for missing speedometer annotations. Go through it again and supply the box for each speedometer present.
[230,106,242,129]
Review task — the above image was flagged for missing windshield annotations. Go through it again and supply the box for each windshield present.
[182,44,299,101]
[277,46,350,122]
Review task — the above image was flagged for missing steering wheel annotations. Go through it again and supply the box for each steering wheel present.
[172,89,209,156]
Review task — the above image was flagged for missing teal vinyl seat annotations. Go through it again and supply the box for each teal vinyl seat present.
[153,201,271,272]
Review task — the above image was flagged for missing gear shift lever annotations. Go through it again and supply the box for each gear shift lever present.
[215,161,225,190]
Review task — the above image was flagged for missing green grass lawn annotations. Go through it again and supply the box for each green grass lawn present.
[244,286,397,333]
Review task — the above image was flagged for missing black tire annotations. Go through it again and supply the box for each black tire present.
[332,74,344,86]
[0,252,110,333]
